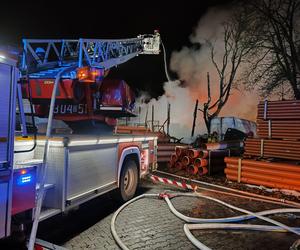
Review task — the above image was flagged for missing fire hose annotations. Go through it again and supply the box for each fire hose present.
[184,224,300,250]
[111,192,300,250]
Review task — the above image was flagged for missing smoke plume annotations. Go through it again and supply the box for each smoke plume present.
[135,6,259,142]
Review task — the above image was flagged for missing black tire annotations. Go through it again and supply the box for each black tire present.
[119,159,139,201]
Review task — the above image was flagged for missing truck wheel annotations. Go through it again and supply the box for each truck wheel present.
[119,159,138,201]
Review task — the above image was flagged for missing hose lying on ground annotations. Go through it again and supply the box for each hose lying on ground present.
[166,192,300,235]
[165,196,300,223]
[184,224,300,250]
[111,194,159,250]
[111,192,300,250]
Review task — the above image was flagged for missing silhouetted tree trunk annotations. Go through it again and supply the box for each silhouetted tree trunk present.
[202,16,251,134]
[241,0,300,99]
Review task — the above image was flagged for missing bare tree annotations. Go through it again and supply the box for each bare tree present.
[241,0,300,99]
[202,17,252,134]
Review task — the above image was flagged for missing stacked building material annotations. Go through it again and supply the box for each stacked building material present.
[244,100,300,160]
[257,120,300,140]
[225,157,300,191]
[115,125,151,134]
[169,143,241,176]
[244,138,300,160]
[169,145,208,176]
[225,100,300,191]
[157,143,186,163]
[256,100,300,140]
[257,100,300,120]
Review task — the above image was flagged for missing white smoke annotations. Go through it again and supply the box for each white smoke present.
[133,6,259,142]
[134,81,197,142]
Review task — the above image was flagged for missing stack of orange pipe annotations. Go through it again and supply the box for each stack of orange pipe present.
[257,100,300,120]
[244,138,300,160]
[157,143,185,163]
[226,99,300,191]
[257,120,300,140]
[224,157,300,191]
[169,146,209,176]
[256,100,300,140]
[169,143,241,176]
[169,145,190,170]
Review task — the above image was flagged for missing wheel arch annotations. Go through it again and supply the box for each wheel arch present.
[117,147,140,187]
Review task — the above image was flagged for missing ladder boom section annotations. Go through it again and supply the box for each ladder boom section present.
[21,32,160,73]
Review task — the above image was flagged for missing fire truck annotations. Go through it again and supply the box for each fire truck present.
[0,31,160,248]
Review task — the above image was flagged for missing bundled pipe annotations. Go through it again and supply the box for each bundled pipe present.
[170,153,178,163]
[257,100,300,120]
[169,147,238,176]
[175,161,184,170]
[200,149,234,159]
[157,151,175,157]
[187,149,201,158]
[225,157,300,173]
[226,163,300,179]
[187,165,198,175]
[194,158,208,168]
[175,145,190,157]
[198,166,208,176]
[158,143,185,163]
[257,119,300,140]
[224,157,300,191]
[227,174,300,191]
[225,168,300,189]
[182,156,192,167]
[169,144,241,177]
[198,150,209,159]
[244,138,300,160]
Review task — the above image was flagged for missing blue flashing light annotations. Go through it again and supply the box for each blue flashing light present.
[17,174,32,185]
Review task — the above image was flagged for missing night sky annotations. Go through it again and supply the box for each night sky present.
[0,1,231,97]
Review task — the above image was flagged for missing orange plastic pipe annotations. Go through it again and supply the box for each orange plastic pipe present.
[187,165,198,175]
[175,161,183,170]
[182,156,191,166]
[170,153,178,163]
[198,150,209,159]
[198,166,208,176]
[226,174,300,191]
[226,164,300,179]
[194,158,208,167]
[225,168,300,187]
[187,149,200,158]
[224,157,300,173]
[175,146,189,157]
